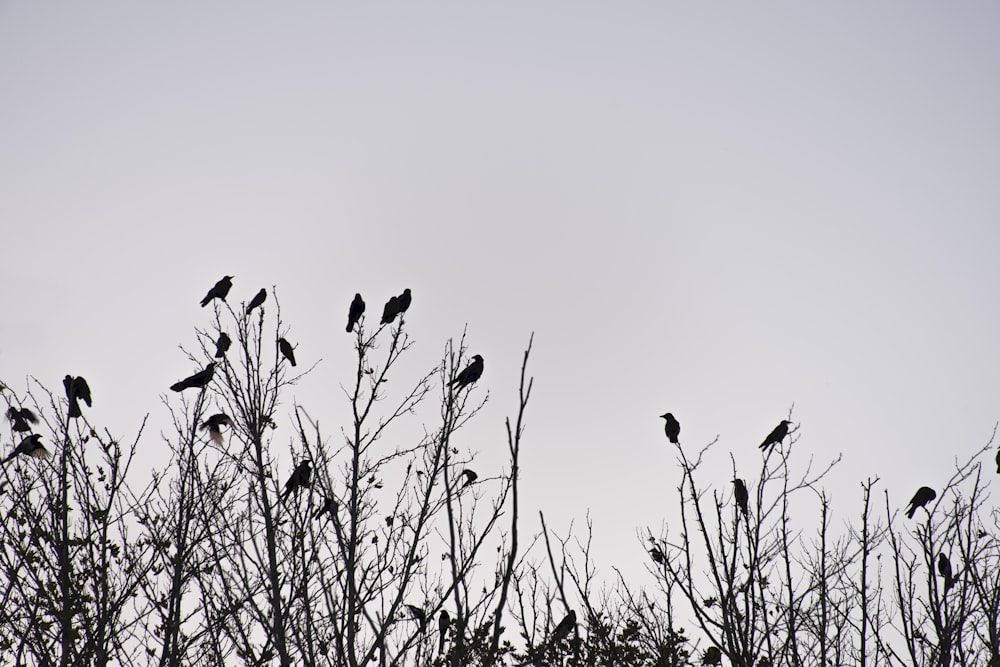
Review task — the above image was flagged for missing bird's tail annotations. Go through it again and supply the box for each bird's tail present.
[68,398,81,419]
[906,505,916,519]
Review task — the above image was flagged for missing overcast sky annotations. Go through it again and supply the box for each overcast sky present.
[2,3,999,573]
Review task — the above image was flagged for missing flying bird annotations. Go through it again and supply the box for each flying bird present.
[346,293,365,332]
[734,478,749,518]
[7,407,38,433]
[201,276,233,307]
[3,434,50,464]
[63,375,92,418]
[397,288,412,315]
[550,610,577,645]
[405,604,427,632]
[381,295,400,325]
[245,288,267,315]
[460,468,478,488]
[450,355,484,390]
[170,363,216,392]
[938,552,954,592]
[281,460,312,500]
[201,413,233,445]
[759,420,792,451]
[905,486,937,519]
[278,338,297,367]
[660,412,680,444]
[214,332,232,358]
[438,610,450,654]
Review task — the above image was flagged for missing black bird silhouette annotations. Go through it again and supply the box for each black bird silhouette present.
[450,355,484,390]
[397,288,412,315]
[201,413,233,445]
[996,448,999,474]
[3,434,50,464]
[550,610,576,645]
[201,275,233,307]
[438,610,451,654]
[649,547,665,564]
[734,478,749,518]
[660,412,680,444]
[281,460,312,500]
[7,407,38,433]
[346,293,365,332]
[460,468,478,488]
[759,420,792,451]
[246,288,267,315]
[278,338,297,367]
[905,486,937,519]
[702,646,722,666]
[381,295,400,325]
[938,552,954,592]
[405,604,427,631]
[314,496,337,520]
[63,375,92,418]
[214,332,232,358]
[170,363,216,392]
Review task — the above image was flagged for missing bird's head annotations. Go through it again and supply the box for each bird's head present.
[473,355,483,362]
[660,413,673,420]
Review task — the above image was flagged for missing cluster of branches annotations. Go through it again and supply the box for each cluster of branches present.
[1,283,999,667]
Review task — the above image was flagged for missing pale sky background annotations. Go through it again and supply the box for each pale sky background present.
[2,3,999,575]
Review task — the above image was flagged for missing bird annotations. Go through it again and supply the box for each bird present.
[7,407,38,433]
[550,610,576,645]
[438,610,450,654]
[734,478,749,518]
[201,413,233,445]
[201,276,233,307]
[996,448,999,474]
[380,295,400,325]
[214,332,232,358]
[3,434,50,464]
[314,496,337,520]
[460,468,478,488]
[660,413,680,444]
[450,355,484,390]
[397,288,412,316]
[702,646,722,666]
[405,604,427,632]
[278,338,297,367]
[170,363,216,392]
[346,293,365,333]
[281,460,312,500]
[905,486,937,519]
[759,420,792,451]
[649,547,665,564]
[245,288,267,315]
[63,375,92,418]
[938,552,954,592]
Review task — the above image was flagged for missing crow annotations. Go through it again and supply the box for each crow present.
[346,293,365,332]
[3,434,49,464]
[660,412,680,444]
[281,460,312,500]
[450,355,484,390]
[201,276,233,307]
[381,295,400,325]
[550,610,576,645]
[314,496,338,520]
[278,338,297,367]
[405,604,427,632]
[63,375,92,418]
[170,363,216,392]
[460,468,478,488]
[214,332,232,358]
[201,413,233,445]
[938,552,954,592]
[905,486,937,519]
[246,288,267,315]
[734,478,749,518]
[397,288,412,315]
[438,610,451,654]
[7,407,38,433]
[759,420,792,451]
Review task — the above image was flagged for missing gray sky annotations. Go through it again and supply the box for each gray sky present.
[2,3,999,572]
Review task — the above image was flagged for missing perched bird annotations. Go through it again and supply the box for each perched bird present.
[648,547,665,564]
[702,646,722,666]
[460,468,478,488]
[201,276,233,307]
[660,413,680,444]
[201,413,233,445]
[3,434,50,464]
[450,355,484,390]
[550,610,576,645]
[170,363,216,392]
[278,338,297,367]
[281,460,312,500]
[406,604,427,632]
[381,295,400,325]
[905,486,937,519]
[246,288,267,315]
[63,375,92,418]
[734,478,749,518]
[938,552,954,592]
[314,496,337,520]
[397,288,412,315]
[346,293,365,333]
[438,609,451,654]
[759,420,792,451]
[214,332,232,358]
[7,407,38,433]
